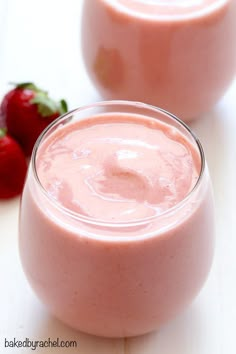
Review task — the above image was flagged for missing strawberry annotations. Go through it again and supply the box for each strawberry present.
[0,82,68,156]
[0,128,27,199]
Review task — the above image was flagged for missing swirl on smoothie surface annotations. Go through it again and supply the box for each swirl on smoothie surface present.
[37,114,200,222]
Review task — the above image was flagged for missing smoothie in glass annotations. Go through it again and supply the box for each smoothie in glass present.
[82,0,236,120]
[19,101,215,337]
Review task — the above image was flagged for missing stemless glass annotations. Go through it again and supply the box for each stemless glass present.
[19,101,215,338]
[81,0,236,120]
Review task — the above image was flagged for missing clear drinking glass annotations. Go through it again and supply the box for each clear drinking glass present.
[81,0,236,120]
[19,101,215,337]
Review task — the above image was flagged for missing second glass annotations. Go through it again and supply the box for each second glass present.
[81,0,236,120]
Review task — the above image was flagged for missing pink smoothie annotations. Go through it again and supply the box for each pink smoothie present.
[82,0,236,120]
[19,109,215,337]
[37,115,200,221]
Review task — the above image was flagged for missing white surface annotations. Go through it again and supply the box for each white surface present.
[0,0,235,353]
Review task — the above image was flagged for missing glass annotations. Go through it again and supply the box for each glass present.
[81,0,236,120]
[19,101,215,337]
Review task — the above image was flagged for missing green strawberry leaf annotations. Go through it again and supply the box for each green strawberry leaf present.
[31,93,59,117]
[0,127,7,139]
[16,82,38,90]
[58,99,68,115]
[10,82,48,95]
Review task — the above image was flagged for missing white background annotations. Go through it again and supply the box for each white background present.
[0,0,235,353]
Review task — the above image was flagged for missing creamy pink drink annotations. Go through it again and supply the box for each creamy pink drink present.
[81,0,236,120]
[19,102,215,337]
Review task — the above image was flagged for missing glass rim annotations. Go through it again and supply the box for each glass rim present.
[32,100,205,228]
[102,0,227,22]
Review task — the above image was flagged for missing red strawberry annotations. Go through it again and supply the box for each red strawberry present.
[0,82,68,156]
[0,128,28,199]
